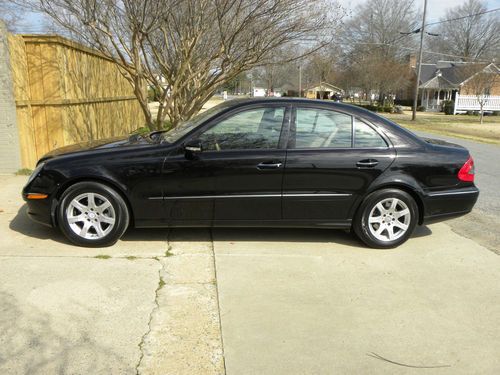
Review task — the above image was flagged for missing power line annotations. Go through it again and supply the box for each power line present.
[339,42,496,63]
[426,7,500,27]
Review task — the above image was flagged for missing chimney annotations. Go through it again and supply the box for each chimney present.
[408,53,417,69]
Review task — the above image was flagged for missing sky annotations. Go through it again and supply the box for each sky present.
[16,0,500,33]
[339,0,500,23]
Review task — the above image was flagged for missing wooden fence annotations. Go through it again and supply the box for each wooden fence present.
[8,34,144,168]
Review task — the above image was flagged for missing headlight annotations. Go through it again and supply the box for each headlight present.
[26,162,45,185]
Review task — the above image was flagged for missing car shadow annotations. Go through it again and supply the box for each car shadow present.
[10,204,433,247]
[9,205,69,244]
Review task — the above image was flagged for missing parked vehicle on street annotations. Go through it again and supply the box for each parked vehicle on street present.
[23,98,479,248]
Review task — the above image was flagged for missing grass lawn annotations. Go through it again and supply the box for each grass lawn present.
[382,111,500,145]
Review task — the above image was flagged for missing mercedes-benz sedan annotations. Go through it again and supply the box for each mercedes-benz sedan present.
[23,98,479,248]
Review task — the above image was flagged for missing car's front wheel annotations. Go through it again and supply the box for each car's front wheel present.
[353,188,418,249]
[58,181,129,247]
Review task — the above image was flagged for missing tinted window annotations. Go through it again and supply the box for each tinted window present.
[161,101,236,143]
[294,108,352,148]
[199,107,285,151]
[354,120,387,148]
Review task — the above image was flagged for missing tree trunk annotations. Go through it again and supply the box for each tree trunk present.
[132,80,154,130]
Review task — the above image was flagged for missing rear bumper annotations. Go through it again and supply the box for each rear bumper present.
[422,187,479,225]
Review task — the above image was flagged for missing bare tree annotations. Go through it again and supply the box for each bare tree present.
[338,0,418,104]
[426,0,500,60]
[460,64,500,123]
[26,0,342,129]
[343,0,419,58]
[302,44,342,88]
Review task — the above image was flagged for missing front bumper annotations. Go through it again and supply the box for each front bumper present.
[22,187,57,227]
[422,187,479,225]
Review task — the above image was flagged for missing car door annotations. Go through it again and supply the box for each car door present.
[282,105,396,222]
[163,104,290,223]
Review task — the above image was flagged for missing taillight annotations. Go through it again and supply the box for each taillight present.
[458,156,475,182]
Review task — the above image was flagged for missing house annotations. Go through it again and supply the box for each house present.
[408,56,500,111]
[305,82,343,100]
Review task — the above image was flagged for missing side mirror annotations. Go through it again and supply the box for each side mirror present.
[184,140,202,159]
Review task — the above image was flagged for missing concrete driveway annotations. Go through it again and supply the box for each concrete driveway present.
[214,226,500,374]
[1,171,500,374]
[0,175,223,375]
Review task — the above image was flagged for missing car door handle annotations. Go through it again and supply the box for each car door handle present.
[257,162,283,170]
[356,159,379,168]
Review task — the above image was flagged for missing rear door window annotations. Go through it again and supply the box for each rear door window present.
[292,108,352,148]
[354,120,387,148]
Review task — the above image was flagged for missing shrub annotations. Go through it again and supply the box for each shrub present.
[394,99,414,107]
[16,168,33,176]
[394,105,404,114]
[442,100,454,115]
[417,105,426,112]
[147,87,162,102]
[365,104,378,112]
[492,111,500,116]
[377,106,393,113]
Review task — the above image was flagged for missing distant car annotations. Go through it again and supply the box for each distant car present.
[23,98,478,248]
[252,88,266,97]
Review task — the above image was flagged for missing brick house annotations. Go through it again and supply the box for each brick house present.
[403,55,500,111]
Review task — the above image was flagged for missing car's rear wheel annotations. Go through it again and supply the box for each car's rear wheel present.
[58,181,129,247]
[353,188,418,249]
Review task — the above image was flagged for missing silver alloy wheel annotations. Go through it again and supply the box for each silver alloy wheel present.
[66,192,116,240]
[367,197,411,242]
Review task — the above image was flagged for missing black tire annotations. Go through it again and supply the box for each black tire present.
[353,188,418,249]
[57,181,129,247]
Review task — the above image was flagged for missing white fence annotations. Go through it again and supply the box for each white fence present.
[454,94,500,114]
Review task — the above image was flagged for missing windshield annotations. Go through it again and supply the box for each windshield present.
[160,101,235,144]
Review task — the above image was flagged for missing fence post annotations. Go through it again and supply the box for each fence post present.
[453,93,459,115]
[0,21,21,174]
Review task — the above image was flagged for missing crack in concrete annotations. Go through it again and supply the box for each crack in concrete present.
[209,229,227,375]
[0,255,164,260]
[135,230,170,375]
[132,229,225,374]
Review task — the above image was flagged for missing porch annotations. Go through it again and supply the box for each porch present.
[419,75,458,112]
[421,89,456,111]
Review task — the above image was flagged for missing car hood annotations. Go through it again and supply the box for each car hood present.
[39,134,152,162]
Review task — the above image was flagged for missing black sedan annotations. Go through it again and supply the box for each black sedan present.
[22,98,479,248]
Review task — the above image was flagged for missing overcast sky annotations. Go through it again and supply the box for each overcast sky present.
[17,0,500,33]
[339,0,500,23]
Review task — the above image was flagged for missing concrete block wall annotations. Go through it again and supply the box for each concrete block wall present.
[0,20,21,174]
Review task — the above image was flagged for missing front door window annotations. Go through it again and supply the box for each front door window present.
[199,107,285,151]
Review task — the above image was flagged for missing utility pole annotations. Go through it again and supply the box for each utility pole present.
[412,0,428,121]
[298,65,302,97]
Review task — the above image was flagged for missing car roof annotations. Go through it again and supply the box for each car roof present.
[222,97,424,147]
[223,97,372,115]
[222,98,391,123]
